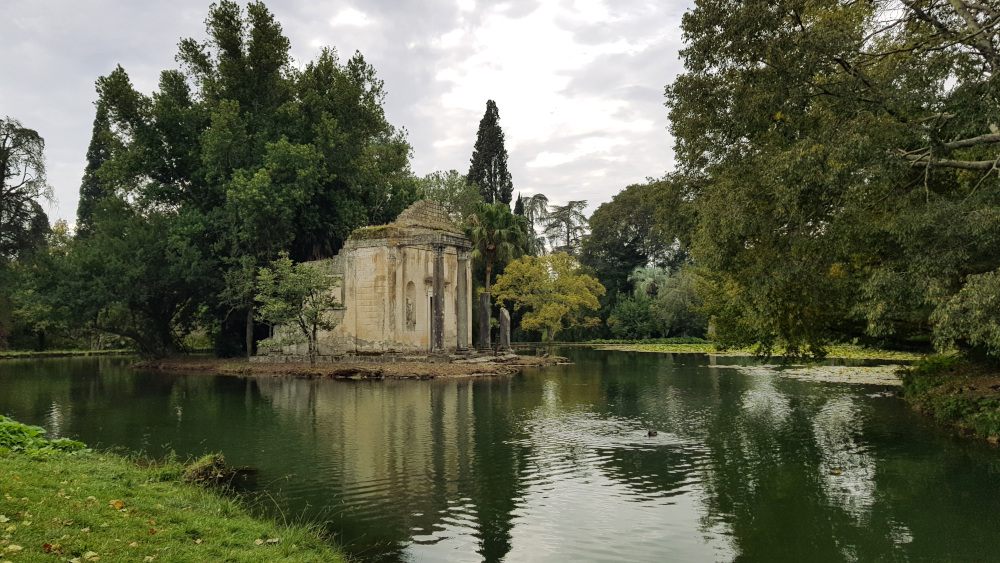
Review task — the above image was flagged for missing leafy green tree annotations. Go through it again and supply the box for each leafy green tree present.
[607,294,656,340]
[629,266,670,298]
[8,221,74,351]
[34,199,206,357]
[255,252,340,364]
[0,117,51,349]
[468,99,514,205]
[666,0,1000,357]
[652,266,707,338]
[581,179,691,302]
[0,117,51,262]
[493,252,605,341]
[544,200,588,255]
[420,170,484,225]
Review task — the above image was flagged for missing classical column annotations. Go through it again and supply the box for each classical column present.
[387,246,398,348]
[456,251,469,351]
[433,245,445,352]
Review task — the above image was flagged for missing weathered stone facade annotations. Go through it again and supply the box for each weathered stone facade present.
[257,200,473,359]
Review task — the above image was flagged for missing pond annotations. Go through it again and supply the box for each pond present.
[2,349,999,561]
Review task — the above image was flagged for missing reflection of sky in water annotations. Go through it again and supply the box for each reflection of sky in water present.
[500,381,735,563]
[740,374,792,424]
[46,401,67,438]
[813,396,877,521]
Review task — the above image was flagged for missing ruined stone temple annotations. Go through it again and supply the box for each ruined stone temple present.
[256,200,474,359]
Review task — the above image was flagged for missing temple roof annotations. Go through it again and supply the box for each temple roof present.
[345,199,470,249]
[394,199,462,233]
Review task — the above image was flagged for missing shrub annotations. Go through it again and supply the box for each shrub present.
[0,415,85,453]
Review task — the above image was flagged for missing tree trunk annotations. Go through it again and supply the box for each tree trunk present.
[309,325,318,365]
[246,308,254,359]
[485,259,492,295]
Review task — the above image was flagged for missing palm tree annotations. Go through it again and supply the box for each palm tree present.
[524,193,550,254]
[466,201,527,348]
[466,201,528,295]
[628,266,671,298]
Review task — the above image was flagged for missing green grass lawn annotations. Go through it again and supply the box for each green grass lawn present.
[0,415,344,563]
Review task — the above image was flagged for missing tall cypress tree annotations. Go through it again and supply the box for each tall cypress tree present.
[513,193,524,216]
[76,104,112,238]
[468,99,513,206]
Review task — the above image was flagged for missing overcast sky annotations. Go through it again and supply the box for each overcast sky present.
[1,0,693,224]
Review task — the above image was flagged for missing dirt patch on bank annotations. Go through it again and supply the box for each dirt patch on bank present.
[136,354,564,380]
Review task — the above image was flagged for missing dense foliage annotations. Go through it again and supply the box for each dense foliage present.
[493,252,605,341]
[465,201,528,295]
[666,0,1000,357]
[0,117,50,262]
[607,266,707,339]
[421,170,484,226]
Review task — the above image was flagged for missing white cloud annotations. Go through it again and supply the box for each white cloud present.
[528,136,627,168]
[329,8,372,28]
[403,0,689,211]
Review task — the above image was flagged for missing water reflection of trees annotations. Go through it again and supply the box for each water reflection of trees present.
[254,376,538,562]
[9,354,1000,561]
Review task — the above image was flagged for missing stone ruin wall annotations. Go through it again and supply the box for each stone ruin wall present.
[256,199,472,359]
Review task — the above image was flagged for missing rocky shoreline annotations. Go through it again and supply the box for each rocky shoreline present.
[136,353,566,380]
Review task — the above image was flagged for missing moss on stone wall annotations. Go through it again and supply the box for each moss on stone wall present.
[348,224,405,241]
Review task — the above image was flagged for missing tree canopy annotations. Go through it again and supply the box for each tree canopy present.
[666,0,1000,357]
[544,200,588,256]
[255,252,340,364]
[420,170,484,226]
[580,179,690,301]
[493,252,605,341]
[0,117,51,262]
[468,99,514,205]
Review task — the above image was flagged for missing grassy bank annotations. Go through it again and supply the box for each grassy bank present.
[0,349,133,361]
[901,356,1000,440]
[0,417,344,562]
[590,341,926,361]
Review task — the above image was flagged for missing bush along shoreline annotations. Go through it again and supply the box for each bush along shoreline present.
[0,416,345,562]
[901,356,1000,442]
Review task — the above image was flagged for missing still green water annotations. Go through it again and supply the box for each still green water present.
[1,349,999,561]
